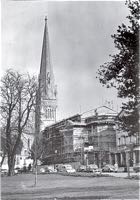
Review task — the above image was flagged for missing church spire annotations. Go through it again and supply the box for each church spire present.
[45,16,47,22]
[37,17,57,130]
[39,17,56,100]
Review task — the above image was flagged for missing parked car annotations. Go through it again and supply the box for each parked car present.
[16,166,27,174]
[14,167,20,174]
[85,166,93,173]
[39,166,56,173]
[133,163,140,173]
[47,167,57,173]
[87,164,101,174]
[88,164,98,169]
[1,168,8,176]
[94,168,102,174]
[57,164,76,173]
[55,164,63,172]
[77,165,87,172]
[40,167,46,173]
[87,164,98,171]
[102,164,115,172]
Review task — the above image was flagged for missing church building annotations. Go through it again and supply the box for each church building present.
[35,17,57,135]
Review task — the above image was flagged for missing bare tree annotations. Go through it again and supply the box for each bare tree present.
[0,69,37,176]
[1,128,23,166]
[1,127,7,166]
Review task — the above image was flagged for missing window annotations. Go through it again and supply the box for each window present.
[118,138,120,146]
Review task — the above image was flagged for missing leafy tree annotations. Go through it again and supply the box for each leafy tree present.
[0,69,37,175]
[97,0,139,136]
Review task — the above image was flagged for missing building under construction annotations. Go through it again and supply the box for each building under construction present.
[41,106,118,168]
[42,114,86,166]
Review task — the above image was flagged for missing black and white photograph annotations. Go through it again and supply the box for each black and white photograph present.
[1,0,139,199]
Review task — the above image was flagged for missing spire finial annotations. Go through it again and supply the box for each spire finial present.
[45,16,47,22]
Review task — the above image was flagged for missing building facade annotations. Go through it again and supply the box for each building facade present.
[85,106,117,167]
[115,110,140,168]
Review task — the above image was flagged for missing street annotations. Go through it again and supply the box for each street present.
[1,173,139,200]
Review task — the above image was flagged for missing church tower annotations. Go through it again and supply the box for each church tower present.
[35,17,57,133]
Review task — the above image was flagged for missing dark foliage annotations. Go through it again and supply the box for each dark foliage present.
[97,0,139,135]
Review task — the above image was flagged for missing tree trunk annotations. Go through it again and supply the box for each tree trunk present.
[7,130,22,176]
[1,153,6,166]
[8,155,15,176]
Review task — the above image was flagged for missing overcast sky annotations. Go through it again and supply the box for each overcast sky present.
[1,1,130,120]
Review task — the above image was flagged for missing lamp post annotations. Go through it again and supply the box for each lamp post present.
[54,150,58,170]
[85,152,88,170]
[125,147,130,178]
[79,135,85,165]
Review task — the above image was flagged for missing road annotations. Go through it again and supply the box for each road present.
[1,173,139,200]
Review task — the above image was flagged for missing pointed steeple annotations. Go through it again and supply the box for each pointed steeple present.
[39,17,56,101]
[37,17,57,129]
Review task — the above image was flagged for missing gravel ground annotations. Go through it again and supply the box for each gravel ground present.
[1,173,139,200]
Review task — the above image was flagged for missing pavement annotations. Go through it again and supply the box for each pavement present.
[103,172,140,178]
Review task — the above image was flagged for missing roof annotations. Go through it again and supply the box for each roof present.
[82,106,117,119]
[66,120,86,126]
[43,114,81,131]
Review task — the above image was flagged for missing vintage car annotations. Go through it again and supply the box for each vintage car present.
[56,164,76,173]
[102,164,115,172]
[77,165,87,172]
